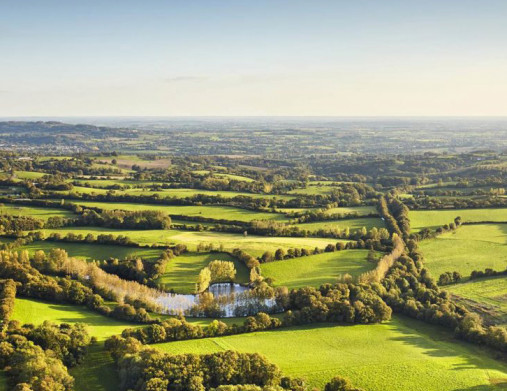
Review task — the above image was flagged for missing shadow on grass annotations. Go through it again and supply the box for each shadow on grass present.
[388,316,507,378]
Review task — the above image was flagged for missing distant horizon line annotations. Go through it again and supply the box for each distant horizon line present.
[1,115,507,120]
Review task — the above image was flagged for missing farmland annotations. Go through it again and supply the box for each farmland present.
[292,217,384,232]
[67,200,290,222]
[35,226,340,255]
[17,240,163,261]
[409,208,507,232]
[445,276,507,326]
[0,121,506,391]
[260,250,373,289]
[418,224,507,278]
[59,186,297,200]
[154,316,507,391]
[0,203,74,220]
[12,298,141,341]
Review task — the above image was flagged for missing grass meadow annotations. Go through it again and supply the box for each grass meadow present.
[17,240,163,261]
[154,315,507,391]
[67,201,290,222]
[0,203,74,220]
[445,275,507,326]
[260,250,373,289]
[293,217,384,232]
[12,297,141,341]
[35,226,340,256]
[58,186,297,200]
[409,208,507,232]
[418,224,507,278]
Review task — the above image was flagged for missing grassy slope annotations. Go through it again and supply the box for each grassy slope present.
[418,224,507,277]
[12,297,140,341]
[155,316,507,391]
[13,170,46,179]
[69,201,289,222]
[445,275,507,325]
[59,186,296,200]
[293,217,384,231]
[11,297,249,391]
[18,240,162,261]
[156,252,250,294]
[35,227,339,256]
[323,206,377,215]
[0,203,74,220]
[260,250,373,289]
[409,208,507,232]
[12,298,143,391]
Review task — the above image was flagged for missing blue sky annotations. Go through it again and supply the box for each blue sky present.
[1,0,506,116]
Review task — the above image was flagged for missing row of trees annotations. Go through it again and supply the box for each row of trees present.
[0,250,156,324]
[0,279,16,328]
[78,208,172,229]
[414,216,462,241]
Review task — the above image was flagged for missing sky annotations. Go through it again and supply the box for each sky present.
[0,0,506,117]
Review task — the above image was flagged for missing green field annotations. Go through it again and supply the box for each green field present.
[287,185,337,196]
[36,226,340,256]
[18,240,162,261]
[59,186,297,200]
[154,316,507,391]
[67,201,289,222]
[293,217,384,232]
[13,170,46,179]
[260,250,373,289]
[11,297,255,391]
[409,208,507,232]
[418,224,507,278]
[12,298,140,391]
[156,252,250,293]
[12,297,140,341]
[192,170,255,182]
[323,206,377,215]
[445,275,507,326]
[0,203,74,220]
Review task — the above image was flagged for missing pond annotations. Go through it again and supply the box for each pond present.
[154,282,277,317]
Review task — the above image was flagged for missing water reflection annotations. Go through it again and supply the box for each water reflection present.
[154,283,277,317]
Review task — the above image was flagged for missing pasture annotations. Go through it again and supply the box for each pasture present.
[68,201,289,222]
[293,217,384,232]
[287,185,337,196]
[155,316,507,391]
[418,224,507,278]
[323,205,378,215]
[409,208,507,232]
[191,170,255,182]
[36,227,341,256]
[59,186,296,200]
[445,275,507,326]
[260,250,373,289]
[13,170,46,180]
[12,297,141,341]
[17,240,163,261]
[156,252,250,293]
[0,203,74,220]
